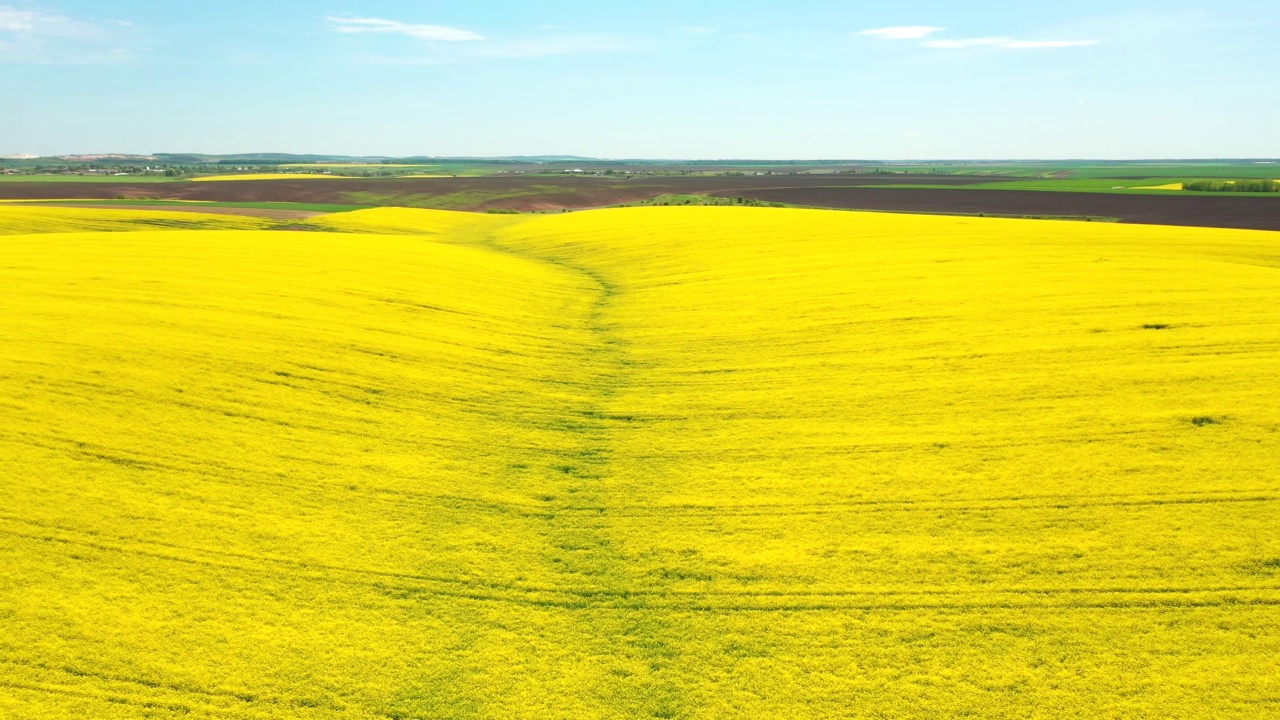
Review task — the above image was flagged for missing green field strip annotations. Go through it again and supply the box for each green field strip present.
[0,175,181,183]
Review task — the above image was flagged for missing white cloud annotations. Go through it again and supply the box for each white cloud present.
[857,23,1099,51]
[327,15,484,42]
[678,26,718,36]
[924,36,1099,50]
[0,4,136,64]
[327,14,646,64]
[0,6,92,37]
[356,32,642,65]
[0,7,39,31]
[0,14,27,32]
[857,26,943,40]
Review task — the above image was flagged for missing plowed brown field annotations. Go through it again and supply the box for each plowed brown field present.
[0,175,994,209]
[1,175,1275,229]
[715,187,1280,231]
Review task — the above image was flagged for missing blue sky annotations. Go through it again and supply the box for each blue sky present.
[1,1,1277,159]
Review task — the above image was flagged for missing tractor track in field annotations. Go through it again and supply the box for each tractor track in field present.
[470,223,688,719]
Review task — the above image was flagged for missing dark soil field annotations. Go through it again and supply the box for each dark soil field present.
[715,187,1280,231]
[1,175,1275,230]
[0,175,993,208]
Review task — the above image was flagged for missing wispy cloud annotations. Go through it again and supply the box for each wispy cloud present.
[923,36,1098,50]
[859,24,1099,51]
[352,35,642,65]
[1,5,94,38]
[326,15,484,42]
[678,26,718,36]
[0,4,136,64]
[327,13,643,64]
[857,26,943,40]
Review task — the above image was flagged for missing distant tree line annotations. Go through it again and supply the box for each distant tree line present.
[1184,179,1279,193]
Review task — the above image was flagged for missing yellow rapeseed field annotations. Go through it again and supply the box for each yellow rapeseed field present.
[0,205,274,235]
[2,205,1278,719]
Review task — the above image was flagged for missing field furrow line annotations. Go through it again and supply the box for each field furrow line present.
[472,223,690,718]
